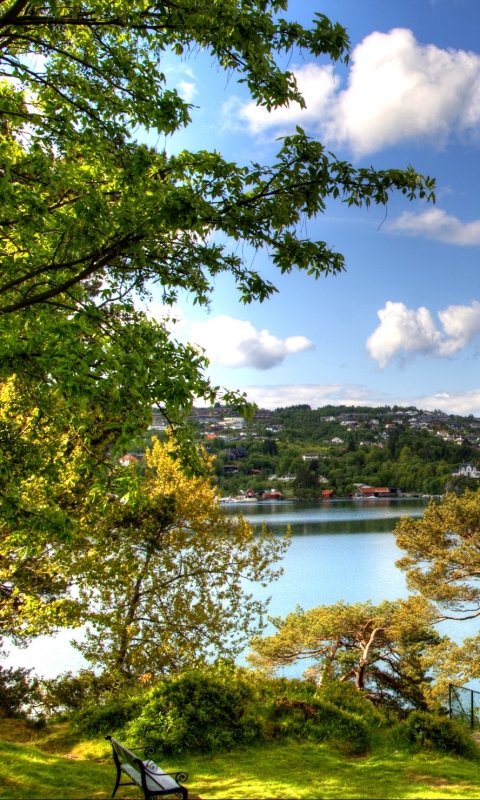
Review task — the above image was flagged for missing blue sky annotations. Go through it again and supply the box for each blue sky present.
[147,0,480,414]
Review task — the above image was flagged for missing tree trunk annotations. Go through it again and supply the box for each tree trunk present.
[115,549,153,674]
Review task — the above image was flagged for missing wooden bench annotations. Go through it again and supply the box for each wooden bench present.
[105,735,188,800]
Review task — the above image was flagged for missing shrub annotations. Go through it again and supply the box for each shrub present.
[269,695,370,755]
[73,693,144,736]
[316,679,387,728]
[0,666,39,718]
[404,711,478,759]
[66,668,376,755]
[127,665,262,755]
[40,670,126,715]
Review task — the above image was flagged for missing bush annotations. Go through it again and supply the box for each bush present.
[403,711,479,759]
[73,693,144,736]
[0,665,39,718]
[64,668,379,756]
[269,695,370,755]
[316,679,387,729]
[127,665,262,755]
[40,670,126,715]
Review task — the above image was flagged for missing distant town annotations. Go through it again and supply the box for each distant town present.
[118,403,480,501]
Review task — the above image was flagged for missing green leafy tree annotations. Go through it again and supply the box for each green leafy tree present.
[248,597,441,709]
[262,438,278,456]
[0,1,434,478]
[394,491,480,701]
[395,491,480,622]
[293,462,321,499]
[68,439,288,678]
[0,2,434,641]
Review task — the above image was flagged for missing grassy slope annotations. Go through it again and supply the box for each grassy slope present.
[2,720,480,799]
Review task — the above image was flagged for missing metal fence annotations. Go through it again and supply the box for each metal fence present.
[449,683,480,730]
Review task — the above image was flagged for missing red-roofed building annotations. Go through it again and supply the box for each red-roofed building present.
[360,486,391,497]
[322,489,334,499]
[119,454,139,467]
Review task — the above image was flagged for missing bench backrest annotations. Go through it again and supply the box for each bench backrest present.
[108,736,140,770]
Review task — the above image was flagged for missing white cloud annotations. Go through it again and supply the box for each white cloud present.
[189,315,313,370]
[239,63,336,134]
[241,383,391,409]
[238,28,480,156]
[389,208,480,246]
[325,28,480,156]
[177,80,197,102]
[416,389,480,416]
[236,383,480,417]
[438,301,480,355]
[367,300,480,366]
[366,302,441,368]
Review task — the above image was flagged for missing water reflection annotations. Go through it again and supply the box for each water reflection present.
[228,498,429,532]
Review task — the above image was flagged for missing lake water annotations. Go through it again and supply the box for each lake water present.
[5,498,480,682]
[228,498,426,615]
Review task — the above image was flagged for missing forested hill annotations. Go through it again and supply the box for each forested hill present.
[196,404,480,498]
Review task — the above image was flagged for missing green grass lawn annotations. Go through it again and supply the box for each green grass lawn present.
[2,719,480,799]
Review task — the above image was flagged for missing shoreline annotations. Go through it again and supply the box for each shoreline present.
[220,495,436,505]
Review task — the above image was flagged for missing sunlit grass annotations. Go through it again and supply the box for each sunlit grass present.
[2,719,480,799]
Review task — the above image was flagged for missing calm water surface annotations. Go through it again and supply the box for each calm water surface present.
[7,498,477,679]
[228,499,426,618]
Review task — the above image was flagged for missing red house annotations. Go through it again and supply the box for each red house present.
[360,486,391,498]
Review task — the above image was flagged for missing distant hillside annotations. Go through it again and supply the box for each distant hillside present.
[192,404,480,498]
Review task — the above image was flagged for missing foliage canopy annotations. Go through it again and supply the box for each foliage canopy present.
[0,0,434,467]
[394,492,480,700]
[248,597,441,709]
[396,492,480,620]
[2,436,287,657]
[70,439,288,677]
[0,1,435,649]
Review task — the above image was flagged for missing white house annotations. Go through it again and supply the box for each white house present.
[221,417,245,429]
[330,437,343,444]
[452,462,480,479]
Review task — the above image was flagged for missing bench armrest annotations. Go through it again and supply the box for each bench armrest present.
[143,764,188,784]
[105,736,156,760]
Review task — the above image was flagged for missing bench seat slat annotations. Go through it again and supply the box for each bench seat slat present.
[121,762,180,792]
[143,763,182,791]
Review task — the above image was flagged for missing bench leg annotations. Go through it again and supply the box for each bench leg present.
[111,765,121,798]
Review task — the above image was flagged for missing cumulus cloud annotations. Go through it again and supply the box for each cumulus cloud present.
[238,28,480,156]
[416,389,480,416]
[325,28,480,155]
[367,300,480,366]
[236,383,480,417]
[189,315,313,370]
[438,302,480,356]
[239,63,336,134]
[389,208,480,246]
[366,302,441,368]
